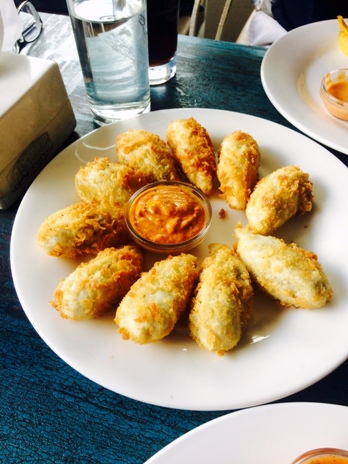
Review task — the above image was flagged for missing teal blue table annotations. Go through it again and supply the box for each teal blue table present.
[1,14,347,463]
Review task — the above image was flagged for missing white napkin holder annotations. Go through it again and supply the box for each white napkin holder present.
[0,52,76,209]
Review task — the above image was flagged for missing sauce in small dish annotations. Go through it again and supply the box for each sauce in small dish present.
[291,448,348,464]
[125,181,212,253]
[320,69,348,120]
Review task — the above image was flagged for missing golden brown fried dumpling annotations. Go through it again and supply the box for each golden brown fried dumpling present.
[235,226,333,308]
[189,244,253,356]
[116,129,180,183]
[51,246,143,320]
[166,117,216,195]
[36,201,130,259]
[115,253,198,344]
[217,130,260,210]
[75,157,145,205]
[245,165,313,235]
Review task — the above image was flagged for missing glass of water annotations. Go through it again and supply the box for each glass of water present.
[66,0,151,125]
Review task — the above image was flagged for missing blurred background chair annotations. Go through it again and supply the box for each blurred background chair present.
[187,0,253,42]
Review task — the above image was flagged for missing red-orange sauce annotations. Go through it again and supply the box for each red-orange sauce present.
[129,184,206,244]
[304,456,348,464]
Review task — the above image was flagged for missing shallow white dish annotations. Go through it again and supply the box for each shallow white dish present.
[261,19,348,155]
[145,402,348,463]
[11,108,348,411]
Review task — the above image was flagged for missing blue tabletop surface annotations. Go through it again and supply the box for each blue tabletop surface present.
[1,14,347,464]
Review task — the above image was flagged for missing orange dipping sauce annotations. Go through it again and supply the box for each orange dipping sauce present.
[303,456,348,464]
[291,448,348,464]
[128,183,207,245]
[327,80,348,102]
[320,69,348,120]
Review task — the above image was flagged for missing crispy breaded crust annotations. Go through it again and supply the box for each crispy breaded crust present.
[246,165,313,235]
[51,246,143,320]
[116,129,180,183]
[217,130,260,210]
[166,117,216,195]
[189,244,253,355]
[115,253,198,344]
[75,157,145,205]
[235,226,333,308]
[36,201,130,259]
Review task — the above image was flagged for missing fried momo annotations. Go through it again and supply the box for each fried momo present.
[217,130,260,210]
[51,246,143,320]
[235,226,333,308]
[115,253,198,344]
[166,117,216,195]
[75,157,145,205]
[189,244,253,356]
[245,165,313,235]
[36,201,130,259]
[116,129,180,184]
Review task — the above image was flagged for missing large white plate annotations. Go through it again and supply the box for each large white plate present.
[145,402,348,463]
[261,19,348,155]
[11,108,348,411]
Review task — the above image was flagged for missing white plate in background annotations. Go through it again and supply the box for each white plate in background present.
[262,20,348,155]
[145,402,348,463]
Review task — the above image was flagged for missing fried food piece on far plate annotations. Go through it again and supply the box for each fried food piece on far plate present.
[189,244,253,356]
[116,129,180,184]
[235,225,333,309]
[36,201,130,259]
[51,246,143,320]
[75,157,145,205]
[338,15,348,56]
[217,130,260,210]
[166,117,216,195]
[115,253,198,344]
[245,165,313,235]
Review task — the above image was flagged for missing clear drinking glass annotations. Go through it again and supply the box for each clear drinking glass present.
[66,0,151,125]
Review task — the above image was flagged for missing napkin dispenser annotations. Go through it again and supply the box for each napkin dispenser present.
[0,52,76,209]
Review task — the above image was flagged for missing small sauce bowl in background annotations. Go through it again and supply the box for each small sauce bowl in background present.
[291,447,348,464]
[320,68,348,120]
[125,181,212,254]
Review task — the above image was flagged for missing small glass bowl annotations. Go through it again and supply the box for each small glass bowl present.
[290,447,348,464]
[320,68,348,120]
[125,181,212,254]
